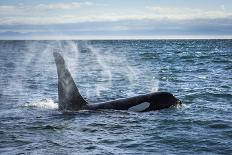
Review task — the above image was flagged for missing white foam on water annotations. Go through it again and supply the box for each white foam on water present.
[23,98,58,110]
[174,103,189,110]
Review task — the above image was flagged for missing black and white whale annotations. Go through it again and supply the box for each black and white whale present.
[53,52,182,112]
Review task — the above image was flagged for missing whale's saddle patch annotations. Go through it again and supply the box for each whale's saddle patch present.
[128,102,150,112]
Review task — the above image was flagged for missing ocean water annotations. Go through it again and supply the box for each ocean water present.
[0,40,231,154]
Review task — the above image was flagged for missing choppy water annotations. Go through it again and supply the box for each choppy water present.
[0,40,232,154]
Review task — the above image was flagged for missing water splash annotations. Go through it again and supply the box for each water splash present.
[87,45,112,97]
[85,42,159,97]
[150,77,159,92]
[2,40,159,106]
[23,98,58,109]
[61,40,80,78]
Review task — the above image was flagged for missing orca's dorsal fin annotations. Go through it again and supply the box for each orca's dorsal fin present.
[53,52,87,111]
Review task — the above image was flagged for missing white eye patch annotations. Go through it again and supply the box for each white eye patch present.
[128,102,150,112]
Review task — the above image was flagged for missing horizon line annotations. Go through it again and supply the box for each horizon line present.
[0,35,231,40]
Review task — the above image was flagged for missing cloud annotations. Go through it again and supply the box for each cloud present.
[0,2,108,25]
[36,2,94,10]
[36,2,81,10]
[0,3,231,38]
[1,17,232,34]
[1,4,232,25]
[220,5,225,11]
[149,6,232,19]
[0,2,93,17]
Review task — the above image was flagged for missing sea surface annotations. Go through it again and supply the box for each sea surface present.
[0,40,231,154]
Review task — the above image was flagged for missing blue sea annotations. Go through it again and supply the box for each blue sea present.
[0,40,231,154]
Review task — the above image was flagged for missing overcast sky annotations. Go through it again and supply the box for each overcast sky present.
[0,0,232,39]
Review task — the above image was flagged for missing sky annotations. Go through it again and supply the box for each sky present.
[0,0,232,39]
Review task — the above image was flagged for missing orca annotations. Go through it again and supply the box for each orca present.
[53,52,182,112]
